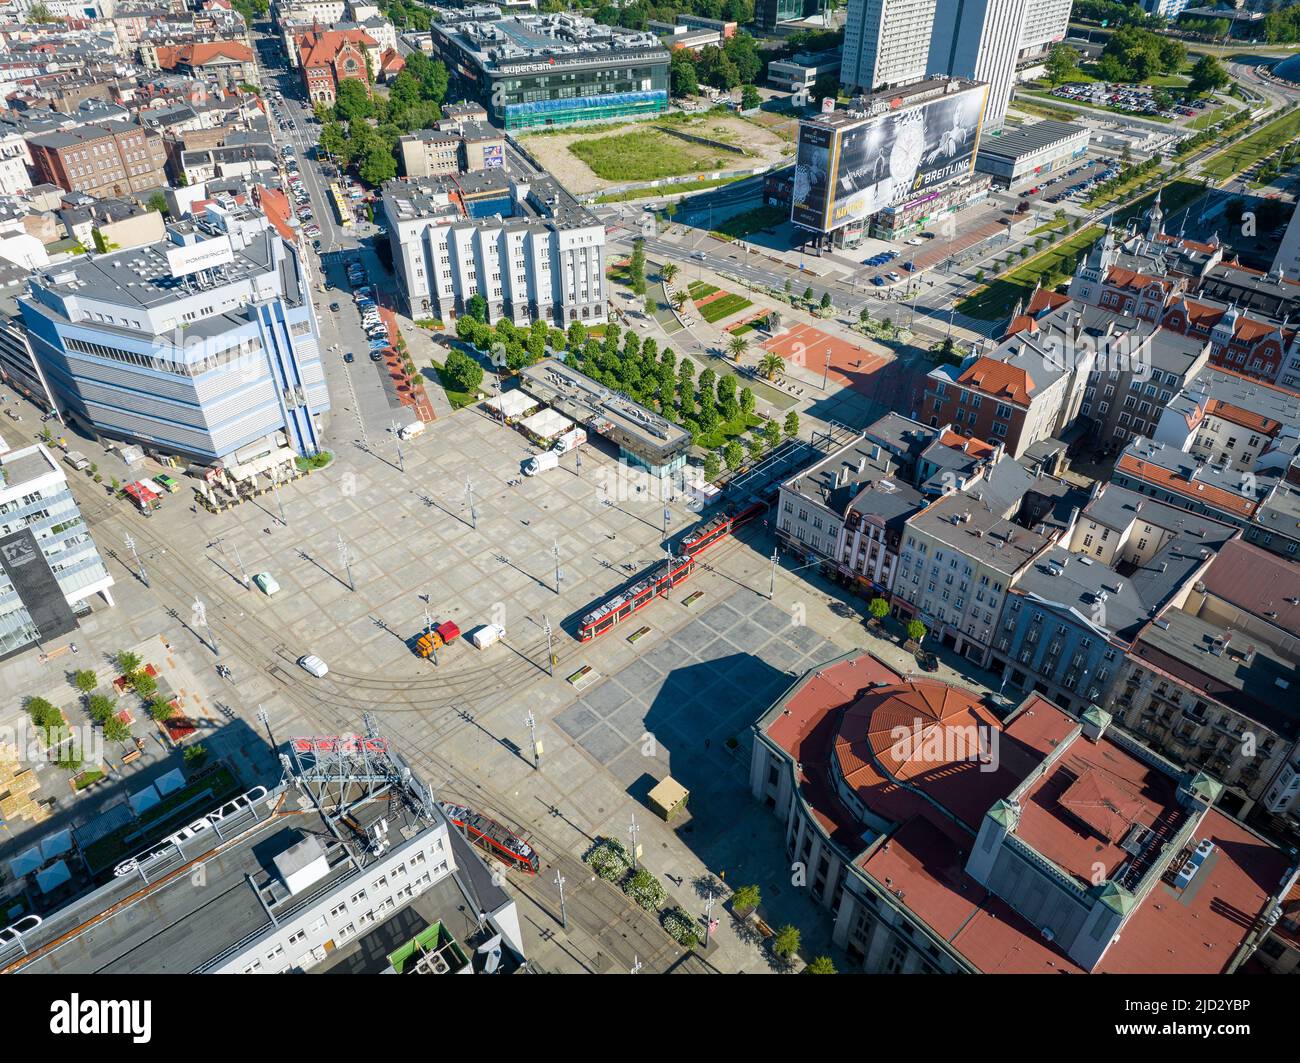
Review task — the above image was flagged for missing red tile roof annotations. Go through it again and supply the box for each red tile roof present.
[156,41,254,70]
[1106,266,1171,295]
[298,29,378,69]
[938,429,996,459]
[1004,290,1070,338]
[834,680,1018,828]
[1116,452,1258,518]
[256,186,295,244]
[766,654,906,848]
[1198,539,1300,630]
[1017,729,1182,885]
[1205,398,1281,436]
[762,660,1292,974]
[959,356,1033,405]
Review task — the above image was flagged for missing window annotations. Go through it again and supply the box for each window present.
[329,903,347,918]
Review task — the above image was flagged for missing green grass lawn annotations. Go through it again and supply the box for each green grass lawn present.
[1201,109,1300,183]
[1008,97,1080,122]
[699,293,753,323]
[1188,104,1238,131]
[688,281,719,299]
[434,365,478,410]
[569,129,735,182]
[1030,217,1072,237]
[1084,170,1164,210]
[1113,179,1209,228]
[958,225,1103,321]
[696,412,763,450]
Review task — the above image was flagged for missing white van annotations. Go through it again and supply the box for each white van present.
[398,421,425,441]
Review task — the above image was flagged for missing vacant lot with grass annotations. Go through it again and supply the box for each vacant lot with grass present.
[569,129,734,183]
[521,113,790,193]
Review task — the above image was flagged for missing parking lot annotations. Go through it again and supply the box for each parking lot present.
[1049,81,1218,124]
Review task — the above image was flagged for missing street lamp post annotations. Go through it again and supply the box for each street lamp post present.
[555,869,567,929]
[543,615,554,677]
[822,346,831,391]
[390,421,405,474]
[337,533,355,592]
[526,709,540,769]
[125,533,149,589]
[193,597,217,654]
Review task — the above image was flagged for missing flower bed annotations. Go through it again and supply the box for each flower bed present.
[623,868,667,912]
[113,662,159,695]
[164,715,197,743]
[661,907,699,948]
[584,838,632,883]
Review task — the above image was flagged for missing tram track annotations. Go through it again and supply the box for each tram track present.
[61,474,748,969]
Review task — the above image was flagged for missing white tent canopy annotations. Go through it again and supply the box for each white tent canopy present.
[36,860,71,894]
[519,408,573,441]
[485,391,539,419]
[155,768,186,796]
[8,847,42,878]
[40,829,73,860]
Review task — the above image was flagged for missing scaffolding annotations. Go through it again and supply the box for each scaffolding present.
[281,712,440,840]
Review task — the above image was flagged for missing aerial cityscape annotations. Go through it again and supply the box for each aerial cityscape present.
[1,0,1299,997]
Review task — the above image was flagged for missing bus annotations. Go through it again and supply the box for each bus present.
[329,182,352,228]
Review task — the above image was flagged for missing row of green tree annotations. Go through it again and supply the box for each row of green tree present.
[592,0,753,33]
[449,311,800,455]
[1074,0,1153,26]
[376,0,432,31]
[1262,5,1300,43]
[1176,15,1232,38]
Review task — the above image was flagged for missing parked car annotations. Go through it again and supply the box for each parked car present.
[298,654,328,677]
[344,352,354,363]
[253,572,280,596]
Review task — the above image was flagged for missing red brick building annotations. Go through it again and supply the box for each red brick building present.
[296,29,376,106]
[28,121,168,198]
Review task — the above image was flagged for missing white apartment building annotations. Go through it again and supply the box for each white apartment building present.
[928,0,1028,130]
[1019,0,1073,58]
[383,173,606,327]
[841,0,939,93]
[0,131,32,197]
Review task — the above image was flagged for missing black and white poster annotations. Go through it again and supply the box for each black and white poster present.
[793,83,988,233]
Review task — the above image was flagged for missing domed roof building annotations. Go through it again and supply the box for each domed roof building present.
[750,649,1293,973]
